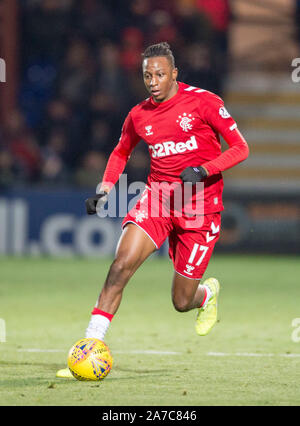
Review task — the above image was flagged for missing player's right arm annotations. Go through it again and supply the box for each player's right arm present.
[85,112,141,215]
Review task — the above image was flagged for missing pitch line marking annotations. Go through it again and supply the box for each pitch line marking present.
[16,349,300,358]
[17,348,65,353]
[16,348,181,355]
[114,350,181,355]
[206,352,300,358]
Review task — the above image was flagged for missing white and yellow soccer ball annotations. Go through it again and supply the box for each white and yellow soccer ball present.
[68,338,113,381]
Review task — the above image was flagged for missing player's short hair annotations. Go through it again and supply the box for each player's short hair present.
[142,42,175,68]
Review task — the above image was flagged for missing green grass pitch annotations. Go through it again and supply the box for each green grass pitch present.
[0,254,300,406]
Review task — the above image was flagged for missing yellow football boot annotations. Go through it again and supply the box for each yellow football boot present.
[195,277,220,336]
[56,367,74,379]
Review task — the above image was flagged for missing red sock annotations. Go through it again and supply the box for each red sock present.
[199,287,207,308]
[91,307,114,322]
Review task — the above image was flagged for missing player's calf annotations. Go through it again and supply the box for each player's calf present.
[171,272,205,312]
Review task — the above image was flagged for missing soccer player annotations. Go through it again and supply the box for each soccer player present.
[57,42,248,378]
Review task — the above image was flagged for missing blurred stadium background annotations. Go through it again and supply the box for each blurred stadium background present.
[0,0,300,257]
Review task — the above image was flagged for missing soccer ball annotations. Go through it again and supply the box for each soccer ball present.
[67,338,113,381]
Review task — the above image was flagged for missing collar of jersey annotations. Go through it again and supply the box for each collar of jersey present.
[150,81,183,107]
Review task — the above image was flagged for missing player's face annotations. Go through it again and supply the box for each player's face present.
[143,56,178,103]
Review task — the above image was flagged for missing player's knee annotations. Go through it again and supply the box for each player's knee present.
[172,297,190,313]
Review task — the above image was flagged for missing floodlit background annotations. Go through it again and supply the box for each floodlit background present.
[0,0,299,256]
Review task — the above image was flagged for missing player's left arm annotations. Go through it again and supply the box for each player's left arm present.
[180,97,249,184]
[201,125,249,177]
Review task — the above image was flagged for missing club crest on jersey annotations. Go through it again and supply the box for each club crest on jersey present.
[176,113,195,132]
[135,209,148,223]
[145,125,153,136]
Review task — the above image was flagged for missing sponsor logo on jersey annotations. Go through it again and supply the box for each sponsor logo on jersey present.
[184,264,195,275]
[149,136,198,158]
[176,113,195,132]
[145,125,153,136]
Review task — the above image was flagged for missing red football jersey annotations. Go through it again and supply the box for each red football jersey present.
[103,81,248,214]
